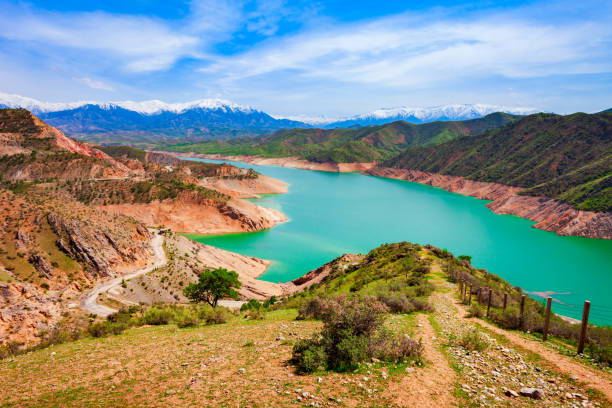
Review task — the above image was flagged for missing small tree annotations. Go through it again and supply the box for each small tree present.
[183,268,241,308]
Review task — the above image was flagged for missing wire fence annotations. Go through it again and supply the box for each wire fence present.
[456,279,612,355]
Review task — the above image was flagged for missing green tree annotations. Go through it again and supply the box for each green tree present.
[183,268,241,308]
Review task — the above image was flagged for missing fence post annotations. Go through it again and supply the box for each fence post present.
[503,293,508,311]
[577,301,591,355]
[486,288,492,318]
[542,297,552,341]
[468,285,472,305]
[519,295,526,330]
[459,280,463,298]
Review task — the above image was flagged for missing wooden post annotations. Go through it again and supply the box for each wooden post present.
[459,280,463,298]
[487,288,492,318]
[468,285,472,305]
[542,297,552,341]
[577,301,591,355]
[519,295,526,330]
[503,293,508,311]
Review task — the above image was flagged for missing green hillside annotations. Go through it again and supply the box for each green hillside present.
[166,112,519,163]
[384,112,612,212]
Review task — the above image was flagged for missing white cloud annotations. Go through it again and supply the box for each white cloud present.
[0,1,243,72]
[200,10,612,87]
[74,77,114,91]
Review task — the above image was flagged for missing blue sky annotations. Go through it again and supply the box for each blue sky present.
[0,0,610,117]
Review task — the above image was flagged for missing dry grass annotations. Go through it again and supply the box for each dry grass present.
[0,309,420,408]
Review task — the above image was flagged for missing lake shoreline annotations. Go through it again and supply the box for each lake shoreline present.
[164,152,612,240]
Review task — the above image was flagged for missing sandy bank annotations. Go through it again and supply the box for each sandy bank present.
[200,173,288,198]
[174,152,376,173]
[365,167,612,240]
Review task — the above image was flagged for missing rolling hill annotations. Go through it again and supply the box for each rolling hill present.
[382,112,612,212]
[167,112,520,163]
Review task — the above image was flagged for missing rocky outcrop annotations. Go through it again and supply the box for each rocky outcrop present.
[98,194,287,235]
[47,211,152,279]
[365,167,612,240]
[0,282,62,346]
[200,174,288,198]
[174,152,376,173]
[289,254,364,291]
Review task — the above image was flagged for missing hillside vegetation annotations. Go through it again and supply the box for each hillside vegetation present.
[166,113,519,163]
[384,112,612,212]
[1,242,610,407]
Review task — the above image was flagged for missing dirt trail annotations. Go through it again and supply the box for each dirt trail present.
[390,313,456,407]
[80,231,167,317]
[453,296,612,400]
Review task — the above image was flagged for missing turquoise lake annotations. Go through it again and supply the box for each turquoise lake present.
[184,158,612,325]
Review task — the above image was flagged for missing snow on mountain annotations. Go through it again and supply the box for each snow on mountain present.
[284,104,540,127]
[0,92,254,115]
[353,104,538,122]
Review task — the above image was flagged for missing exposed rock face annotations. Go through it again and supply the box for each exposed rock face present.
[47,211,152,279]
[0,282,62,346]
[98,194,286,235]
[27,254,53,278]
[174,152,376,173]
[144,151,181,166]
[199,173,288,199]
[365,167,612,240]
[290,254,364,292]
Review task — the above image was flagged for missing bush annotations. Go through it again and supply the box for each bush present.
[291,338,327,373]
[87,321,127,337]
[175,309,200,328]
[297,297,334,320]
[467,304,484,318]
[459,328,489,351]
[291,295,423,373]
[240,299,262,311]
[368,328,423,363]
[204,307,229,324]
[142,307,173,325]
[490,306,521,329]
[243,309,265,320]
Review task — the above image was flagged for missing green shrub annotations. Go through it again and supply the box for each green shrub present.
[459,328,489,351]
[291,295,422,373]
[467,304,484,318]
[291,339,327,373]
[204,307,229,324]
[175,310,200,328]
[87,321,127,337]
[142,307,173,325]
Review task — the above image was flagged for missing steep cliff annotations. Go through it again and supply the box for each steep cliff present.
[366,167,612,239]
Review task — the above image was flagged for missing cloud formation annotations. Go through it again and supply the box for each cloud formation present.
[0,0,609,115]
[202,11,611,88]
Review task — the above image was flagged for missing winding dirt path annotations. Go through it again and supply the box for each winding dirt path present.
[80,232,167,317]
[452,293,612,401]
[389,313,456,407]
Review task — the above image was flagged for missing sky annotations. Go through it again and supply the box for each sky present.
[0,0,610,117]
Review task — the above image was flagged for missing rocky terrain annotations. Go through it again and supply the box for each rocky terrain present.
[176,152,376,173]
[365,167,612,239]
[0,109,291,346]
[0,243,609,408]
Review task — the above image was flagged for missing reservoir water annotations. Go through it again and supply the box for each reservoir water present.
[184,158,612,325]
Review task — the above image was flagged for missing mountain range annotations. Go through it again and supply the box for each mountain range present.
[0,92,538,142]
[168,112,521,163]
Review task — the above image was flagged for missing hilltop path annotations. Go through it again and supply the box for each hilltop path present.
[80,232,167,317]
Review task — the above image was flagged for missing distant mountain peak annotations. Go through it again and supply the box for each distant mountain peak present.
[286,104,540,127]
[0,92,255,115]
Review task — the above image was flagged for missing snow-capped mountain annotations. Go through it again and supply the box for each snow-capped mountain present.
[306,104,540,128]
[0,92,306,140]
[0,92,255,115]
[0,93,540,141]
